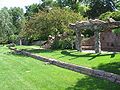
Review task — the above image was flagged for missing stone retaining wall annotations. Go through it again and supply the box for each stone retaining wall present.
[9,47,120,85]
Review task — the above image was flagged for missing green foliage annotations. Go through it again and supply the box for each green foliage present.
[9,7,25,34]
[116,1,120,10]
[25,1,54,20]
[99,12,112,20]
[110,11,120,20]
[9,35,19,43]
[112,28,120,34]
[23,8,83,42]
[0,7,14,43]
[100,11,120,34]
[51,36,74,49]
[0,7,25,44]
[100,11,120,21]
[41,0,54,7]
[54,0,89,14]
[78,5,89,16]
[82,29,94,37]
[52,0,117,18]
[25,3,40,19]
[59,37,73,49]
[86,0,117,18]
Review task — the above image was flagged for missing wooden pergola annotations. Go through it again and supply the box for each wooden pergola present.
[69,19,120,53]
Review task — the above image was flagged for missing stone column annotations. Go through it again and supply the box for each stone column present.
[94,30,101,53]
[75,28,82,52]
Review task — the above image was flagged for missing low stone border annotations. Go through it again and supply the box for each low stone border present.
[9,47,120,84]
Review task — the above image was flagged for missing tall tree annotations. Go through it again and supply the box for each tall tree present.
[116,0,120,10]
[55,0,83,12]
[55,0,118,18]
[9,7,25,34]
[8,7,25,44]
[25,3,40,20]
[41,0,54,7]
[22,8,83,43]
[85,0,117,18]
[0,7,14,43]
[25,1,53,20]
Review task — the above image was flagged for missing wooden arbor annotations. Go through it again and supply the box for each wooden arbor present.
[69,19,120,53]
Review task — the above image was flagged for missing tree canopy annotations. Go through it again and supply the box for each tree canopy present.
[0,7,14,43]
[99,11,120,34]
[22,7,84,42]
[0,7,25,44]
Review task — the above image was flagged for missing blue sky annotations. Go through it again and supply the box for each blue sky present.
[0,0,41,11]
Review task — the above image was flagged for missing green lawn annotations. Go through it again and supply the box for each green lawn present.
[0,45,120,90]
[17,45,120,75]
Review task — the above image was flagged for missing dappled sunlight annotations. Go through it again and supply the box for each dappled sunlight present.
[26,48,53,53]
[14,46,120,69]
[61,50,116,60]
[66,76,120,90]
[94,62,120,75]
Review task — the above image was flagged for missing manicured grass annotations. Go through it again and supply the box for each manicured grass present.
[17,45,120,75]
[1,46,120,90]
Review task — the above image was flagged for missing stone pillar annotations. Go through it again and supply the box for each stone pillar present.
[75,28,82,52]
[94,30,101,53]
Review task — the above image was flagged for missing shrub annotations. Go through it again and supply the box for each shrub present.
[51,36,75,50]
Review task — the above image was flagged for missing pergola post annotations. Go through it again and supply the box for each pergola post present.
[94,30,101,53]
[75,28,82,52]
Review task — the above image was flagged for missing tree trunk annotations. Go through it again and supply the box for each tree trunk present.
[20,39,22,45]
[94,30,101,53]
[75,29,82,52]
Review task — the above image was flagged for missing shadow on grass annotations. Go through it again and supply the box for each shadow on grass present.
[66,76,120,90]
[94,62,120,75]
[61,50,116,60]
[16,48,116,60]
[67,62,120,90]
[8,51,28,57]
[23,49,53,53]
[8,49,54,58]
